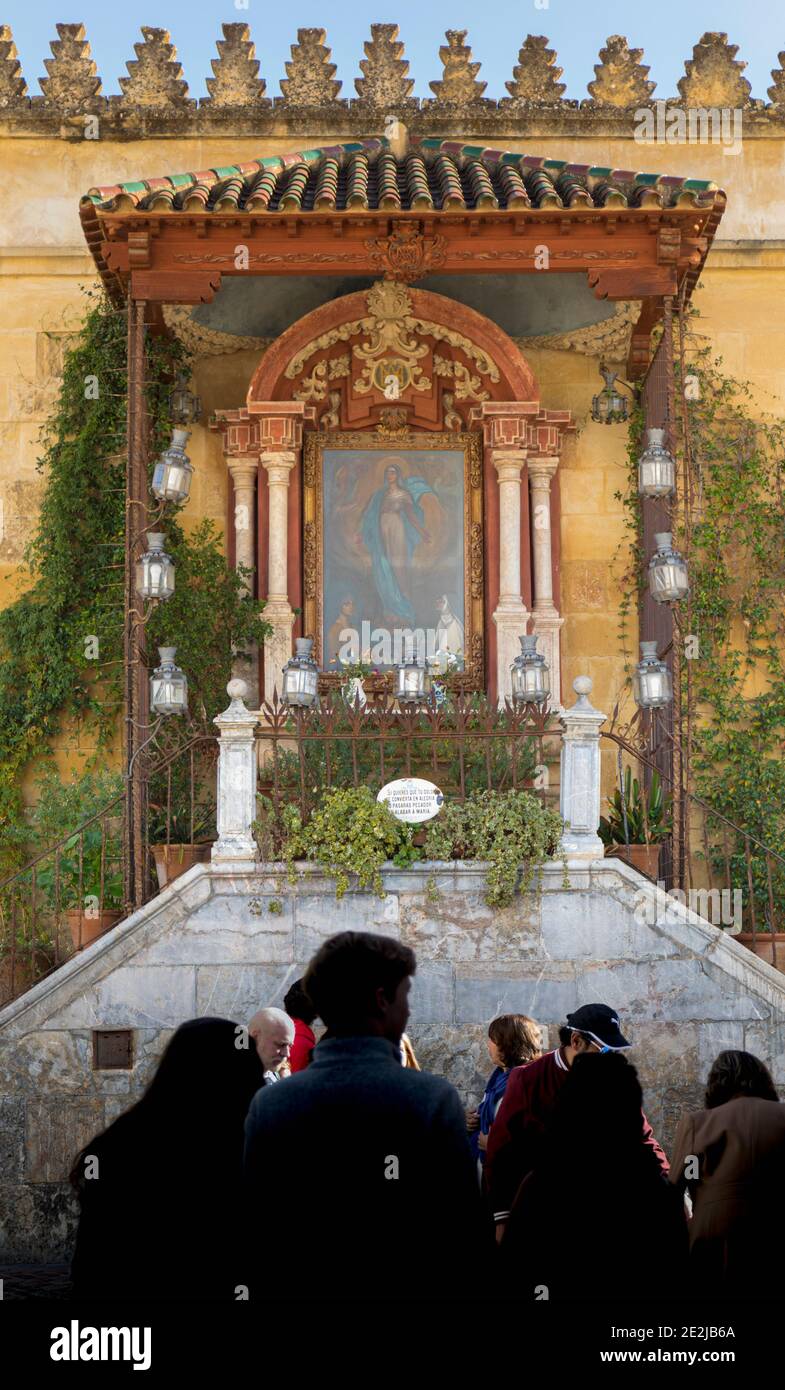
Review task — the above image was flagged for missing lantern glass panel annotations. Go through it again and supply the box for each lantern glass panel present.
[169,375,201,426]
[638,428,676,498]
[648,533,689,604]
[511,635,550,706]
[135,534,175,601]
[633,641,673,709]
[281,637,319,708]
[152,429,193,504]
[395,662,431,703]
[150,647,188,716]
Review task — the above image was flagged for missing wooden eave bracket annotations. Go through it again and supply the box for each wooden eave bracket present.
[129,270,222,304]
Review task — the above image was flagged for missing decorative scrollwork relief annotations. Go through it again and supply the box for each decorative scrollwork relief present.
[434,354,489,402]
[303,520,317,599]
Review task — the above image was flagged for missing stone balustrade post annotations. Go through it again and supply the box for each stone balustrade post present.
[211,679,258,864]
[559,675,607,860]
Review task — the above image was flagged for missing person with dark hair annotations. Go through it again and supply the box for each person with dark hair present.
[467,1015,541,1172]
[244,931,490,1293]
[670,1049,785,1298]
[485,1003,669,1242]
[283,978,318,1073]
[502,1053,687,1299]
[70,1017,265,1300]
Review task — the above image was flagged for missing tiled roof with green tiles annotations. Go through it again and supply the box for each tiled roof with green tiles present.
[82,135,721,215]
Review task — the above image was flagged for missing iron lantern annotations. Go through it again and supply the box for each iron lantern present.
[638,428,676,498]
[633,641,673,710]
[135,533,175,602]
[281,637,319,708]
[151,428,194,504]
[394,658,432,705]
[150,647,188,716]
[511,634,550,707]
[648,532,689,604]
[591,364,629,425]
[168,371,202,426]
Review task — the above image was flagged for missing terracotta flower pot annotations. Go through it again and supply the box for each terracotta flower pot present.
[66,909,122,950]
[737,933,785,973]
[152,842,212,890]
[604,843,661,880]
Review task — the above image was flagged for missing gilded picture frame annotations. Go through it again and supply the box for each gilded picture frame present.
[303,431,484,689]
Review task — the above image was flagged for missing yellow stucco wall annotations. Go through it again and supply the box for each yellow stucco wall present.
[1,127,783,794]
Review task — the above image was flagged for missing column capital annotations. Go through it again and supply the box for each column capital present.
[227,456,259,489]
[492,449,527,483]
[527,455,560,482]
[261,451,297,484]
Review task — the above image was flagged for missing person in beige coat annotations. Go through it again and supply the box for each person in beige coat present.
[671,1049,785,1298]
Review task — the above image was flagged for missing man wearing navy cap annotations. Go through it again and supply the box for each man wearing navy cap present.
[485,1003,669,1242]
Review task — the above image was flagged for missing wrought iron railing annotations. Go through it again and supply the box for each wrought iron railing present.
[0,732,218,1007]
[601,729,785,961]
[255,691,562,824]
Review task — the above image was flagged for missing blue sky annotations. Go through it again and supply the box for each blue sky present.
[4,2,782,103]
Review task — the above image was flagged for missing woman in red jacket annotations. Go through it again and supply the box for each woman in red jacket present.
[284,978,319,1072]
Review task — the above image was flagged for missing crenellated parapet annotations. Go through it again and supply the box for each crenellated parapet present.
[586,35,655,110]
[1,24,783,136]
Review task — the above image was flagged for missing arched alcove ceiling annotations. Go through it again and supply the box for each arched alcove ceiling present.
[191,271,618,344]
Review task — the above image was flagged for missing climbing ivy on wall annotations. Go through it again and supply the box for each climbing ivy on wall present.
[0,290,267,876]
[614,308,785,918]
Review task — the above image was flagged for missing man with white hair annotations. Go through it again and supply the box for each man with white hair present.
[248,1007,295,1084]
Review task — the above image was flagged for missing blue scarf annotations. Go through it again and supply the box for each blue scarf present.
[470,1066,510,1163]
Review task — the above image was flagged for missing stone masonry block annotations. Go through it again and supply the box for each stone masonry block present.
[41,965,196,1030]
[195,963,297,1021]
[25,1096,105,1183]
[541,891,633,959]
[131,892,294,966]
[409,962,454,1024]
[400,890,540,964]
[455,966,579,1025]
[294,889,399,961]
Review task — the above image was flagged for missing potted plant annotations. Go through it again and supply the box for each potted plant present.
[147,756,216,890]
[29,768,125,948]
[599,768,671,879]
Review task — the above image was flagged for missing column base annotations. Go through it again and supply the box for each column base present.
[211,834,258,864]
[560,832,605,861]
[531,609,564,712]
[492,602,530,705]
[262,602,295,705]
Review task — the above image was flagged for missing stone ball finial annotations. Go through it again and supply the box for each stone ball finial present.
[227,677,249,702]
[573,675,593,697]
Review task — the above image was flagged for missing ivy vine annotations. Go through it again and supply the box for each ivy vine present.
[0,289,268,877]
[614,305,785,919]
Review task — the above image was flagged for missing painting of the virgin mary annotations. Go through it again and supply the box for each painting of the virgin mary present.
[319,444,466,669]
[359,457,435,626]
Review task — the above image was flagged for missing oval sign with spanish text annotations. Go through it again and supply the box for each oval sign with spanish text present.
[377,777,444,824]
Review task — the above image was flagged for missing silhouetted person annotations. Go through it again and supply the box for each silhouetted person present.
[70,1017,264,1300]
[243,931,490,1297]
[486,1003,668,1240]
[503,1052,687,1300]
[671,1049,785,1299]
[283,979,318,1073]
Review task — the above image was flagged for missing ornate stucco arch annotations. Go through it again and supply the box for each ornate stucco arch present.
[213,282,571,705]
[247,281,539,417]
